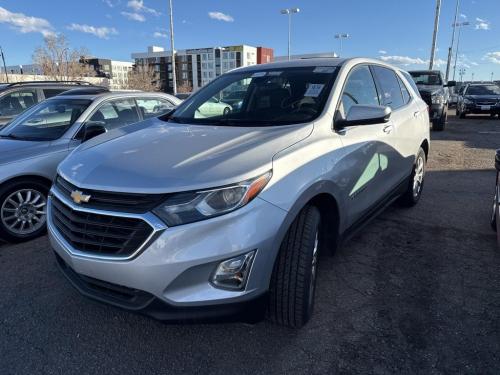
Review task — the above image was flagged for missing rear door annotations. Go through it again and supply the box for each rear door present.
[335,64,398,226]
[371,65,416,189]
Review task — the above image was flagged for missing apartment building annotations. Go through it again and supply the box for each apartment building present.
[131,45,273,93]
[80,58,133,89]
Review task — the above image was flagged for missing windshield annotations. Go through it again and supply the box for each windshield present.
[409,72,443,86]
[4,98,91,141]
[466,85,500,96]
[168,66,339,126]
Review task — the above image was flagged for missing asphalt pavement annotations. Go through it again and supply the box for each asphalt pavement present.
[1,112,499,374]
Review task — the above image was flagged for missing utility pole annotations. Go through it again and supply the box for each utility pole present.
[0,46,8,83]
[471,72,474,82]
[452,21,469,81]
[429,0,442,70]
[492,72,495,82]
[168,0,177,95]
[445,0,460,81]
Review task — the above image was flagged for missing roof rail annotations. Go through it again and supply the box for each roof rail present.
[5,80,94,88]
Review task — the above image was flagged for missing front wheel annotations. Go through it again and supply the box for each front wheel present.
[491,188,498,232]
[399,148,426,207]
[433,111,447,131]
[0,180,49,243]
[267,205,321,328]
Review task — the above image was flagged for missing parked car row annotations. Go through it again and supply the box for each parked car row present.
[456,83,500,119]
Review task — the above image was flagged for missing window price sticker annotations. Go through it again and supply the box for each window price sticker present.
[313,66,336,74]
[304,84,325,97]
[251,72,267,78]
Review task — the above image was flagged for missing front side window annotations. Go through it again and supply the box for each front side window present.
[0,89,38,117]
[136,98,174,119]
[169,66,339,126]
[466,85,500,95]
[372,66,405,110]
[4,99,90,141]
[87,98,139,131]
[338,65,379,117]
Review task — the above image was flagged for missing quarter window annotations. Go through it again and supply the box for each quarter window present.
[397,76,411,104]
[339,65,379,117]
[372,66,405,110]
[0,89,38,117]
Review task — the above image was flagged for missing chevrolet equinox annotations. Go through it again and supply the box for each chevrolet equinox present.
[48,58,430,328]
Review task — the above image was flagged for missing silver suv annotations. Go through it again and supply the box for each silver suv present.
[49,58,430,328]
[0,88,180,242]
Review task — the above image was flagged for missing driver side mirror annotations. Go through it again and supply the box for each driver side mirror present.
[445,81,456,87]
[82,121,107,142]
[336,105,392,128]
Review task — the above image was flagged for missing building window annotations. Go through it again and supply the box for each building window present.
[182,72,188,79]
[208,53,213,60]
[182,63,188,70]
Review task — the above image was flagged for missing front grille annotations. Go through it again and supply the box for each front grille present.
[50,196,153,256]
[419,91,432,106]
[476,101,497,106]
[55,176,168,213]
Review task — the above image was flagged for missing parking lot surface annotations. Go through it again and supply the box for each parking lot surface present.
[1,113,499,374]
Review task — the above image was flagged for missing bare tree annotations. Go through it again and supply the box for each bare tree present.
[126,64,159,91]
[177,82,192,94]
[33,35,93,81]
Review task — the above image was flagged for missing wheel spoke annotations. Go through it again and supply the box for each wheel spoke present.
[6,198,19,208]
[16,192,24,204]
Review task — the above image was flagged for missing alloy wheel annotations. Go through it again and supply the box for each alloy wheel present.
[413,155,425,198]
[1,189,47,236]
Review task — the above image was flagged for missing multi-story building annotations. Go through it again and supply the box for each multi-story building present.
[131,45,273,93]
[80,58,133,89]
[1,64,44,75]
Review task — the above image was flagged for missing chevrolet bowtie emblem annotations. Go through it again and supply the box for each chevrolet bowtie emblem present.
[70,190,91,204]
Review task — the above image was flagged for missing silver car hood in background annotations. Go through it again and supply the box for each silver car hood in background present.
[0,139,51,165]
[59,119,313,193]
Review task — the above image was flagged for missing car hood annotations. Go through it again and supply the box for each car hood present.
[0,138,51,165]
[416,85,443,95]
[59,118,313,193]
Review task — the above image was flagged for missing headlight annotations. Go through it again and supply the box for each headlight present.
[431,95,445,105]
[464,98,473,104]
[153,171,272,226]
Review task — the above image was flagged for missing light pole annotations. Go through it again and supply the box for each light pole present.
[452,21,470,81]
[471,72,474,82]
[459,67,466,82]
[0,45,8,83]
[429,0,442,70]
[280,8,300,61]
[445,0,460,81]
[168,0,177,95]
[492,72,495,82]
[334,34,350,57]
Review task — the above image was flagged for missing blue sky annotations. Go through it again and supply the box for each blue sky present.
[0,0,499,80]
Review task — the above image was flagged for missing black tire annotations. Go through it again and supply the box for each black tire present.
[491,190,498,232]
[223,107,231,115]
[399,148,426,207]
[433,111,446,131]
[267,205,321,328]
[0,179,49,243]
[455,108,460,117]
[460,110,466,119]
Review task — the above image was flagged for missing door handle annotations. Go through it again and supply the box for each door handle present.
[413,111,420,117]
[383,124,394,134]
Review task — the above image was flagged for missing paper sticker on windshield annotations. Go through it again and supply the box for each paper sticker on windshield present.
[268,71,283,76]
[314,66,336,74]
[304,84,325,97]
[251,72,267,78]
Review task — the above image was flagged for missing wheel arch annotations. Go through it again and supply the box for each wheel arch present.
[0,174,53,192]
[420,139,429,160]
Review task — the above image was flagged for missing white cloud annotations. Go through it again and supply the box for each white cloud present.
[380,55,446,67]
[378,50,387,55]
[127,0,159,16]
[208,11,234,22]
[153,31,167,38]
[485,52,500,64]
[67,23,118,39]
[475,17,490,30]
[121,11,145,22]
[103,0,120,8]
[0,6,55,37]
[460,13,467,19]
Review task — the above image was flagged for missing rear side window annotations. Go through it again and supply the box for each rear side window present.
[401,71,421,98]
[397,75,411,104]
[372,66,405,110]
[43,88,67,99]
[339,65,379,117]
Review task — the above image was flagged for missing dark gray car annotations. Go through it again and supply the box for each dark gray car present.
[0,90,180,242]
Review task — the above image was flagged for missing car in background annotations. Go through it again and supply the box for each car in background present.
[0,88,180,243]
[48,58,430,328]
[491,149,500,245]
[0,81,100,129]
[408,70,456,131]
[222,90,247,110]
[175,93,191,100]
[456,83,500,118]
[196,96,232,117]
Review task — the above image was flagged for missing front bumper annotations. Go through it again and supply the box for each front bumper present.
[464,103,500,114]
[48,189,287,318]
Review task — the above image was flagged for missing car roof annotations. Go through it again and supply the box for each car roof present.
[46,90,178,102]
[408,70,441,74]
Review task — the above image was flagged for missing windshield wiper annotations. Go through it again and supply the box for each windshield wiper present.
[0,133,47,141]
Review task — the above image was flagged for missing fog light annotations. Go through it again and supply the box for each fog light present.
[211,251,256,290]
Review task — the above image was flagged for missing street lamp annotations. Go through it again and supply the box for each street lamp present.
[334,34,350,57]
[445,0,460,81]
[280,8,300,61]
[452,21,470,81]
[168,0,177,95]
